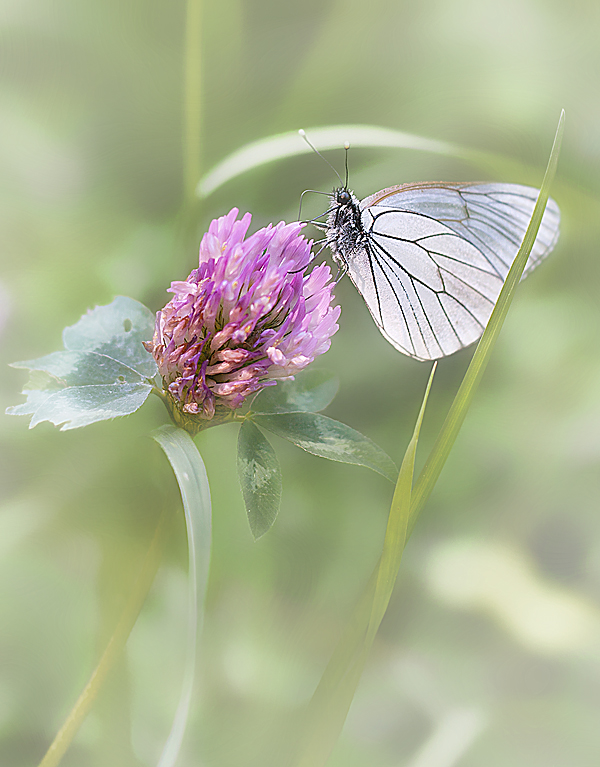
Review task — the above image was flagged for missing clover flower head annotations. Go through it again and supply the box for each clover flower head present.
[146,208,340,428]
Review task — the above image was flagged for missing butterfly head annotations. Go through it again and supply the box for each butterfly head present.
[335,188,352,206]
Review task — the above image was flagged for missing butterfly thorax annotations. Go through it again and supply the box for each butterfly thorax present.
[326,188,367,266]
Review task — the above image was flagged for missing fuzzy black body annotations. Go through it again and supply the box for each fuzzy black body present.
[325,188,367,269]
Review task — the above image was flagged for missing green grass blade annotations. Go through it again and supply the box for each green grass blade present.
[152,425,212,767]
[366,363,436,642]
[293,366,436,767]
[408,110,564,536]
[292,111,563,767]
[196,120,565,199]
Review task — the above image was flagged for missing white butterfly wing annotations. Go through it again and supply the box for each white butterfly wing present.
[348,182,560,361]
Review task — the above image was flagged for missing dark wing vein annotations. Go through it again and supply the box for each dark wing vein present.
[364,240,416,356]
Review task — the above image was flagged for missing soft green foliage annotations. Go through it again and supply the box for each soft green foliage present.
[252,412,398,482]
[7,297,156,429]
[237,421,282,539]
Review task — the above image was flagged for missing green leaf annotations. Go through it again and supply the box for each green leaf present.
[6,297,157,430]
[63,295,157,378]
[237,421,282,539]
[251,369,339,414]
[7,380,152,430]
[252,412,397,482]
[152,426,212,767]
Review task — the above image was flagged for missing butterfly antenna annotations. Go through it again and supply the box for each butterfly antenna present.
[298,188,331,221]
[299,129,344,187]
[343,142,350,188]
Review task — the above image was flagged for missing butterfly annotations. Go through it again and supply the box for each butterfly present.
[321,181,560,361]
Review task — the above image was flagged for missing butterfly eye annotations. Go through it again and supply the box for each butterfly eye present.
[337,189,351,205]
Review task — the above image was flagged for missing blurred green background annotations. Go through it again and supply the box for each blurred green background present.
[2,0,600,765]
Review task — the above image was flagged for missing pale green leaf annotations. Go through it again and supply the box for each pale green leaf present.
[7,297,157,429]
[237,421,282,539]
[252,412,397,482]
[9,381,152,430]
[63,295,157,378]
[11,350,151,385]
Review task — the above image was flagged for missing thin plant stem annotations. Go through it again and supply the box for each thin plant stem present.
[292,112,564,767]
[184,0,202,202]
[37,508,171,767]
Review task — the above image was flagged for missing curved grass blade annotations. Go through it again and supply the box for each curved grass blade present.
[197,125,460,197]
[366,363,436,641]
[152,426,212,767]
[197,121,562,200]
[293,365,436,767]
[407,110,564,536]
[291,110,564,767]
